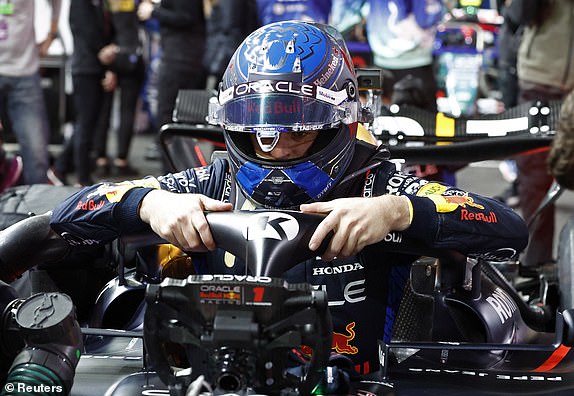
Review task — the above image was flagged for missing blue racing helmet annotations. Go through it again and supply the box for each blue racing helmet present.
[209,21,360,208]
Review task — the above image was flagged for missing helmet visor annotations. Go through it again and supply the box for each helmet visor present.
[209,93,358,132]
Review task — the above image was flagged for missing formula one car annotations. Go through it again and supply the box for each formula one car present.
[1,97,573,395]
[1,199,574,396]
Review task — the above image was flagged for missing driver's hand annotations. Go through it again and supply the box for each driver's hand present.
[300,195,411,261]
[138,190,233,251]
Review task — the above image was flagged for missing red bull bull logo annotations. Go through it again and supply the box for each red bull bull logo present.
[223,292,241,300]
[332,322,358,355]
[87,179,160,203]
[442,194,485,209]
[425,193,485,213]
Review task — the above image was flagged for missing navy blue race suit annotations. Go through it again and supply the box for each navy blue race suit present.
[50,142,529,374]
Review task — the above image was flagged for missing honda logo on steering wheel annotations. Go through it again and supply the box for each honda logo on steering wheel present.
[242,212,299,241]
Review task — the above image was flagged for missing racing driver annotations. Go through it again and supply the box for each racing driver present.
[50,21,529,380]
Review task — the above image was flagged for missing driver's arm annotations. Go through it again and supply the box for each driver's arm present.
[50,161,232,249]
[302,169,529,261]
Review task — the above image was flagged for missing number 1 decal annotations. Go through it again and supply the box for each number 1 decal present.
[253,287,265,302]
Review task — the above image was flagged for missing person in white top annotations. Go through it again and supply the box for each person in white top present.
[0,0,61,185]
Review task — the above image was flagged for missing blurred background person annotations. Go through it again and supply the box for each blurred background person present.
[138,11,162,161]
[0,0,61,186]
[493,0,523,208]
[203,0,258,90]
[511,0,574,270]
[255,0,331,25]
[498,0,523,111]
[54,0,115,186]
[548,88,574,191]
[365,0,444,112]
[137,0,206,172]
[363,0,454,184]
[94,0,146,178]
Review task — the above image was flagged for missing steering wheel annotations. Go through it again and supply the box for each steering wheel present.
[142,210,336,395]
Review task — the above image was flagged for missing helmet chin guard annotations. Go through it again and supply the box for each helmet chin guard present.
[212,21,360,208]
[226,123,357,208]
